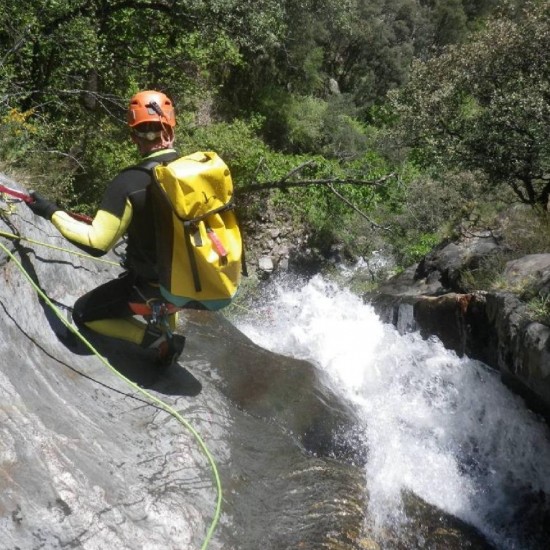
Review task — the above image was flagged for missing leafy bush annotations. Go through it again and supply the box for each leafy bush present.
[286,96,327,153]
[499,205,550,255]
[0,108,38,161]
[373,167,484,266]
[71,123,137,213]
[0,107,78,204]
[390,2,550,206]
[176,117,271,186]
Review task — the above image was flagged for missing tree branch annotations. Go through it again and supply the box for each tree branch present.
[27,149,86,171]
[241,172,396,193]
[327,183,392,231]
[280,159,316,182]
[41,1,192,37]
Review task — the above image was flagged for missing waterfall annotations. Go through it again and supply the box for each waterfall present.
[236,274,550,549]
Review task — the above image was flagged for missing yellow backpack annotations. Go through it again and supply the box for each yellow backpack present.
[148,151,245,310]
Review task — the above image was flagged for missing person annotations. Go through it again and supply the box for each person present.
[26,90,186,368]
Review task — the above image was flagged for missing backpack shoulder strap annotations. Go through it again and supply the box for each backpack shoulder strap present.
[134,158,162,176]
[138,159,162,172]
[131,153,179,175]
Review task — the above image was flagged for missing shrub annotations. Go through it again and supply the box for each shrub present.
[499,205,550,255]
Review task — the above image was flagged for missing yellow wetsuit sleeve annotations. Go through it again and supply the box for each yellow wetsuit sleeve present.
[51,200,133,254]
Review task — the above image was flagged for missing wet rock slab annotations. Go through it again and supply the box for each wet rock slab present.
[0,176,496,549]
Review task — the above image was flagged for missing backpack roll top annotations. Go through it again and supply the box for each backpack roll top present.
[150,151,243,311]
[153,151,233,219]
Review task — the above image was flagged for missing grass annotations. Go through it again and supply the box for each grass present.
[527,293,550,325]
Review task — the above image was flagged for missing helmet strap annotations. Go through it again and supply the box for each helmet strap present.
[159,125,175,148]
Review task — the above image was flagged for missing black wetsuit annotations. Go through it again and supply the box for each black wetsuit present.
[66,148,180,325]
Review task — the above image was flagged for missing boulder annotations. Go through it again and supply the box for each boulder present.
[415,232,502,292]
[502,253,550,294]
[369,246,550,420]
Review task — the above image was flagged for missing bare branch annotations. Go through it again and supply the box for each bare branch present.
[280,160,316,182]
[327,183,392,231]
[27,149,86,171]
[1,27,31,66]
[241,172,396,193]
[253,157,268,180]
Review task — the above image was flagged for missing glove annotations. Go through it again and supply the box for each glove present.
[26,191,59,220]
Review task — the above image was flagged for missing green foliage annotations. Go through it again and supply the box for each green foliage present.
[370,165,485,266]
[267,151,396,257]
[0,108,38,165]
[403,233,441,265]
[428,0,469,46]
[173,116,388,260]
[0,106,77,203]
[286,96,328,153]
[221,0,510,124]
[0,0,537,282]
[321,97,369,158]
[499,205,550,255]
[70,123,137,213]
[390,1,550,206]
[176,117,271,186]
[0,0,247,204]
[527,293,550,325]
[258,91,370,157]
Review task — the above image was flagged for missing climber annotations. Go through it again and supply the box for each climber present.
[26,90,186,368]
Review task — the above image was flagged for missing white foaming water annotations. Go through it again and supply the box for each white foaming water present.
[236,275,550,549]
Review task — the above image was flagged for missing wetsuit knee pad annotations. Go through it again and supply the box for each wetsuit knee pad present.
[84,318,146,345]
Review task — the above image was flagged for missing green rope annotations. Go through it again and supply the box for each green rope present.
[0,228,120,266]
[0,241,223,549]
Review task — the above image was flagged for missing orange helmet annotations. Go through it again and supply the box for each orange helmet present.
[127,90,176,128]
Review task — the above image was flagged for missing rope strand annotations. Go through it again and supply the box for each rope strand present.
[0,228,120,266]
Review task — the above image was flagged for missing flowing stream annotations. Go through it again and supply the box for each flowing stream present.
[235,274,550,550]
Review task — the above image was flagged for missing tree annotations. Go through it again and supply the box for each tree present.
[0,0,244,206]
[390,1,550,206]
[0,0,528,211]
